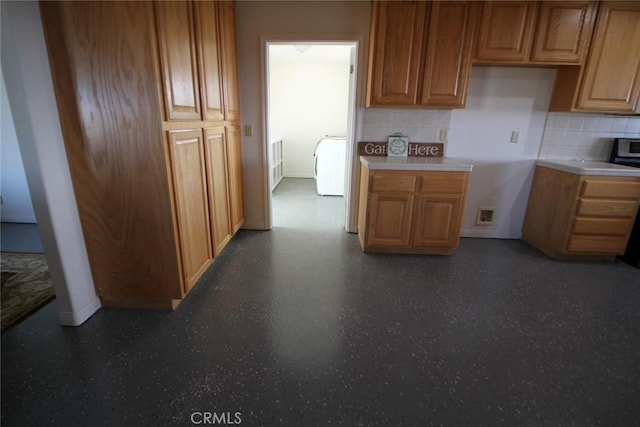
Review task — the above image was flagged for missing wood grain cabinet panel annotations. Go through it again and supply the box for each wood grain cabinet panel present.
[226,124,245,233]
[371,174,417,193]
[418,172,467,194]
[204,128,232,256]
[368,1,426,106]
[475,1,538,62]
[367,194,415,247]
[531,1,596,63]
[576,199,638,217]
[572,217,633,235]
[567,235,628,254]
[155,1,201,120]
[576,1,640,112]
[195,2,224,121]
[218,1,241,122]
[412,196,462,248]
[168,130,213,292]
[40,1,184,304]
[581,180,640,199]
[420,1,478,106]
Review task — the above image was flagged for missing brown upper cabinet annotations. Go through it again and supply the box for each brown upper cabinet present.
[367,1,479,108]
[550,1,640,113]
[475,1,539,62]
[475,1,597,65]
[155,1,239,122]
[576,1,640,111]
[155,2,202,120]
[532,1,597,63]
[195,1,225,122]
[218,1,242,122]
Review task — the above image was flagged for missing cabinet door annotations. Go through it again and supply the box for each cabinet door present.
[367,1,427,106]
[155,2,201,121]
[531,1,596,63]
[204,128,232,256]
[168,130,213,291]
[367,193,415,247]
[577,1,640,112]
[195,2,224,121]
[226,124,245,232]
[475,1,538,62]
[412,196,462,248]
[420,1,478,107]
[218,2,241,122]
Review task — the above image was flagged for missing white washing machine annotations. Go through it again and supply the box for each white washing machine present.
[313,137,346,196]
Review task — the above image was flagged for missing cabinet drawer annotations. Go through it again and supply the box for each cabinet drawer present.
[576,199,639,217]
[371,174,417,193]
[572,217,633,236]
[567,235,628,254]
[581,180,640,199]
[418,172,466,194]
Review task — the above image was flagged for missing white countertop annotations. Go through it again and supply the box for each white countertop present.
[360,156,473,172]
[537,159,640,177]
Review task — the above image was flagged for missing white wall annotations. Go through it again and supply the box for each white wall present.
[269,45,351,178]
[2,1,101,325]
[1,70,36,223]
[448,67,557,239]
[362,109,451,143]
[539,113,640,161]
[359,67,557,239]
[236,0,371,229]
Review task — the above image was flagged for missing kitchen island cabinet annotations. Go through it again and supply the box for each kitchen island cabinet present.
[523,161,640,261]
[358,157,472,254]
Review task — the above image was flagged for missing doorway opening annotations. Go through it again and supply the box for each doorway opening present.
[265,42,357,231]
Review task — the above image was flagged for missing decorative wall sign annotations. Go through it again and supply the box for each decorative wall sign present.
[358,141,444,157]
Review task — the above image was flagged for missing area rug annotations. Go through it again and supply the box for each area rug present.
[1,252,55,332]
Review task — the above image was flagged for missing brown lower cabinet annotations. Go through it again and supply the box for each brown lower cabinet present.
[358,165,468,255]
[522,166,640,260]
[41,1,244,309]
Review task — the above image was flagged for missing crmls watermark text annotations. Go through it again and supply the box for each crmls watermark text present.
[191,412,242,425]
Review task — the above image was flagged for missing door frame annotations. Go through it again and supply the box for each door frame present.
[260,35,365,232]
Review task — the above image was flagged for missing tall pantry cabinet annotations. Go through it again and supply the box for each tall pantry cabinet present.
[40,1,244,309]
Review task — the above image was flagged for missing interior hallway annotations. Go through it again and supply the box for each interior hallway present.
[272,177,344,229]
[2,181,640,425]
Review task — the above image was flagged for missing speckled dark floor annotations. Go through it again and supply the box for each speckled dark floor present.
[1,222,44,253]
[2,182,640,426]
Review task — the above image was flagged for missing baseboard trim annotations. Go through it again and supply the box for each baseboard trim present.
[283,174,314,179]
[58,296,102,326]
[0,215,37,223]
[460,228,522,240]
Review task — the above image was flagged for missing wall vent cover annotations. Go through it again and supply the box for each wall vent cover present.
[476,208,495,225]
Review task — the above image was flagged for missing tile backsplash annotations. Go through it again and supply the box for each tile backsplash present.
[539,113,640,161]
[362,108,452,145]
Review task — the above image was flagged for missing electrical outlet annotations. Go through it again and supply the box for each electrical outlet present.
[244,125,253,137]
[439,129,448,142]
[510,131,520,143]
